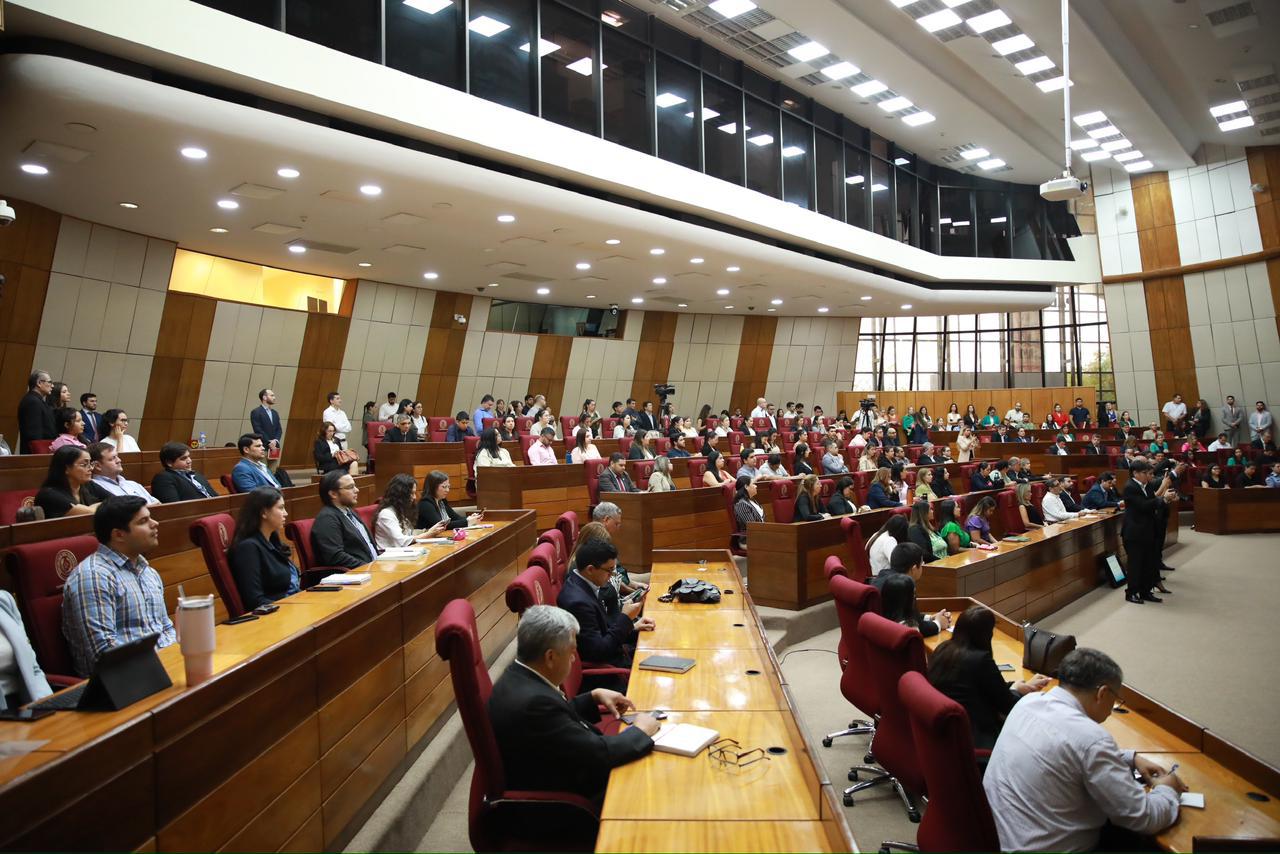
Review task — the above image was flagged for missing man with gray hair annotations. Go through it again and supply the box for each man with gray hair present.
[488,604,657,799]
[593,501,649,584]
[984,648,1184,851]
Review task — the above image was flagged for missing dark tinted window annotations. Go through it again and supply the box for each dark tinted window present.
[895,167,916,245]
[781,114,812,209]
[469,0,535,113]
[653,19,696,63]
[871,157,894,238]
[655,55,700,170]
[703,77,744,186]
[286,0,379,61]
[940,187,974,256]
[815,131,842,220]
[540,2,599,135]
[1010,190,1045,259]
[918,180,939,254]
[977,190,1010,258]
[844,145,869,230]
[387,0,462,89]
[195,0,281,27]
[599,0,647,40]
[745,96,780,199]
[602,32,651,154]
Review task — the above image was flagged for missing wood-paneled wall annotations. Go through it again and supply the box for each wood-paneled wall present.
[138,292,217,448]
[282,293,355,468]
[630,310,678,407]
[731,315,777,413]
[836,386,1097,422]
[1247,147,1280,346]
[0,197,59,443]
[416,292,471,416]
[530,334,572,415]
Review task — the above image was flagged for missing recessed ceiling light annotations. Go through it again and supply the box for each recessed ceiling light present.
[767,308,776,312]
[1070,138,1099,150]
[216,199,239,209]
[655,92,687,108]
[423,271,439,280]
[690,257,704,264]
[277,167,300,179]
[894,157,910,165]
[20,163,48,175]
[990,216,1007,224]
[1112,150,1144,162]
[821,61,860,80]
[845,174,866,185]
[360,184,382,196]
[497,214,516,223]
[781,145,806,158]
[787,41,829,63]
[747,133,775,146]
[961,148,990,160]
[488,282,500,287]
[770,298,783,305]
[716,288,731,295]
[653,277,667,284]
[468,14,510,36]
[966,8,1010,33]
[1036,76,1072,93]
[817,307,830,313]
[209,227,228,233]
[1123,160,1154,173]
[860,295,873,301]
[978,158,1006,170]
[902,112,935,126]
[631,297,644,304]
[677,303,688,307]
[119,202,139,209]
[992,33,1034,55]
[726,266,740,272]
[878,96,913,112]
[1073,111,1108,127]
[180,146,207,160]
[890,0,921,6]
[605,237,620,244]
[1210,100,1248,117]
[289,245,306,254]
[1219,116,1254,131]
[536,287,550,295]
[724,305,735,309]
[852,79,888,97]
[650,247,665,255]
[917,9,962,32]
[518,38,561,57]
[576,262,591,270]
[1080,150,1110,162]
[901,304,913,310]
[708,0,757,18]
[1014,56,1055,76]
[404,0,453,12]
[358,262,373,267]
[1100,139,1132,152]
[1087,125,1120,139]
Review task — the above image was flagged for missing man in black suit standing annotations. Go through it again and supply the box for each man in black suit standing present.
[557,540,651,680]
[250,388,283,466]
[17,370,56,454]
[151,442,217,502]
[1121,461,1173,604]
[488,604,657,801]
[311,470,378,569]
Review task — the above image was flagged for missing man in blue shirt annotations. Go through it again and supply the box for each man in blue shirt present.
[232,433,281,492]
[1082,471,1122,509]
[473,395,496,435]
[667,435,691,458]
[446,412,475,443]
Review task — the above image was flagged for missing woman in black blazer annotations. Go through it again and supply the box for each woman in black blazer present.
[314,422,357,474]
[227,487,300,610]
[793,474,827,522]
[926,605,1049,750]
[416,470,481,530]
[793,442,814,476]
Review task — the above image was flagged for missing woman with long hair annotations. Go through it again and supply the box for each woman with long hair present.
[50,408,87,451]
[914,467,937,502]
[696,403,713,434]
[376,473,446,548]
[869,514,909,575]
[703,450,728,486]
[475,427,515,468]
[866,466,900,509]
[980,406,1000,428]
[965,496,998,544]
[46,381,71,410]
[879,573,928,632]
[932,466,954,498]
[793,474,827,522]
[534,407,560,440]
[907,498,947,562]
[732,475,764,546]
[612,414,635,439]
[647,455,676,492]
[315,421,358,474]
[793,442,814,476]
[35,445,99,518]
[629,431,655,460]
[1015,481,1044,529]
[410,401,429,437]
[963,404,979,429]
[956,426,977,463]
[100,408,141,453]
[700,430,719,457]
[228,486,300,608]
[927,605,1050,749]
[935,498,971,554]
[569,428,600,464]
[497,414,519,442]
[945,402,962,430]
[417,470,483,530]
[1201,464,1229,489]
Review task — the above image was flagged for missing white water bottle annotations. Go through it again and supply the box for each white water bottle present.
[176,593,216,686]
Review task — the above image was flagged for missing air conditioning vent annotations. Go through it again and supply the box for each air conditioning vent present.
[1201,0,1259,37]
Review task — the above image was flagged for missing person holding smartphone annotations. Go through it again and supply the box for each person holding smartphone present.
[0,590,53,714]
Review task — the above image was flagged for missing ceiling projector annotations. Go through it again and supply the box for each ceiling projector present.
[1040,174,1088,202]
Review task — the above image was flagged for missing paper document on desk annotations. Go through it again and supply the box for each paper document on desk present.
[1179,792,1205,808]
[377,547,425,560]
[652,723,720,757]
[318,572,372,586]
[465,524,495,530]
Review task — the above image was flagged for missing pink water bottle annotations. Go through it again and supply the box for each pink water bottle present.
[451,528,466,542]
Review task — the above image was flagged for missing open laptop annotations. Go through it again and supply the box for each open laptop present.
[29,633,173,712]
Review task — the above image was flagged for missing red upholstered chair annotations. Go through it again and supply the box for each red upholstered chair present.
[536,530,568,581]
[189,513,246,618]
[807,431,824,449]
[751,417,768,432]
[724,457,743,478]
[464,436,481,493]
[4,535,99,684]
[905,445,922,462]
[685,456,708,488]
[726,432,743,455]
[706,416,719,432]
[840,517,871,582]
[959,463,977,484]
[901,469,917,489]
[583,459,608,506]
[629,460,654,490]
[821,574,880,759]
[997,490,1025,534]
[429,417,451,443]
[818,478,837,505]
[899,671,1000,852]
[355,503,378,534]
[0,489,38,525]
[435,599,601,852]
[220,473,238,494]
[779,433,797,452]
[653,437,670,456]
[528,543,563,598]
[285,518,349,585]
[729,417,743,431]
[515,416,533,435]
[559,415,580,438]
[617,436,632,458]
[600,418,617,438]
[854,469,876,493]
[556,512,579,550]
[890,505,912,519]
[519,433,538,465]
[29,440,54,454]
[1029,481,1047,510]
[855,611,926,821]
[824,555,848,581]
[366,423,391,469]
[771,479,796,524]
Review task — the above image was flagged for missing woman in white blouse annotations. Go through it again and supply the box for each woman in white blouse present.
[533,408,560,440]
[410,401,429,437]
[474,428,515,468]
[869,515,909,575]
[570,430,600,464]
[647,455,676,492]
[945,403,963,431]
[100,408,141,453]
[612,414,635,439]
[375,473,446,548]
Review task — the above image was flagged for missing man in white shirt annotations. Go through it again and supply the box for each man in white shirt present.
[984,648,1183,852]
[377,392,398,422]
[322,391,353,442]
[1207,432,1231,452]
[1041,478,1079,523]
[1161,394,1187,433]
[849,428,871,449]
[1005,402,1026,425]
[749,398,770,420]
[526,394,546,420]
[87,442,158,505]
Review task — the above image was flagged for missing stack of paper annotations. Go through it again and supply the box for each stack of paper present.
[318,572,372,586]
[652,723,720,757]
[377,547,425,560]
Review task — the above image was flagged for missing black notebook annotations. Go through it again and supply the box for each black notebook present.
[639,655,696,673]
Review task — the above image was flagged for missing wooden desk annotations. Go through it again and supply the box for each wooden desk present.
[1194,486,1280,534]
[597,551,854,853]
[370,441,469,495]
[0,511,535,852]
[0,447,242,494]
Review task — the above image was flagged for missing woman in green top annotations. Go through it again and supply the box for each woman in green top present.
[902,406,917,433]
[907,499,949,562]
[914,466,938,501]
[936,498,971,554]
[979,406,1001,428]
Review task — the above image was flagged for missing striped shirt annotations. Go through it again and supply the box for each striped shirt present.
[62,545,176,676]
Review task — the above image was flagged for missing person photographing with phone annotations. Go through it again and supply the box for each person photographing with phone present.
[1122,461,1176,604]
[558,539,653,690]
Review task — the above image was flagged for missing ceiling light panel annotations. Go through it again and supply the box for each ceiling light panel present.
[1218,116,1254,131]
[821,61,860,80]
[708,0,757,18]
[851,79,887,97]
[404,0,453,12]
[916,9,963,32]
[902,111,935,126]
[992,33,1034,55]
[1080,150,1110,162]
[1073,111,1108,127]
[1111,150,1143,162]
[468,15,510,37]
[1210,100,1249,117]
[966,9,1011,34]
[787,41,829,62]
[878,96,913,112]
[1014,56,1055,76]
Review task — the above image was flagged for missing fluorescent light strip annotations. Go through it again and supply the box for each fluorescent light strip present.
[1100,139,1132,152]
[1123,160,1153,172]
[852,79,888,97]
[917,9,962,32]
[878,96,913,112]
[1112,150,1143,162]
[992,33,1033,55]
[403,0,453,13]
[781,145,805,158]
[1080,150,1110,162]
[990,216,1007,224]
[1210,100,1248,117]
[654,92,686,108]
[1070,138,1099,150]
[708,0,756,18]
[966,9,1011,34]
[1219,116,1255,131]
[1073,111,1108,127]
[961,148,989,160]
[902,111,935,126]
[468,15,509,36]
[1036,76,1072,93]
[1015,56,1055,75]
[518,38,560,56]
[748,133,774,146]
[845,174,865,185]
[1087,125,1121,139]
[978,158,1005,170]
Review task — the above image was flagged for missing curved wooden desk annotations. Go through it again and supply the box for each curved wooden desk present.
[1194,486,1280,534]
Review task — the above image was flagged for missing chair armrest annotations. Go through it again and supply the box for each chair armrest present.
[47,674,84,689]
[495,790,600,817]
[581,664,631,678]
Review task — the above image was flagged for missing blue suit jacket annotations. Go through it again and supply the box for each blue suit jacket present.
[556,572,634,667]
[80,409,102,444]
[0,591,52,709]
[250,405,282,444]
[866,482,901,509]
[232,458,280,493]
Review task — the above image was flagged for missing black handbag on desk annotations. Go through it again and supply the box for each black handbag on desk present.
[1022,623,1076,676]
[658,578,722,604]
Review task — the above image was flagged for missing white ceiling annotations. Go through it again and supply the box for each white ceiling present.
[0,53,1059,317]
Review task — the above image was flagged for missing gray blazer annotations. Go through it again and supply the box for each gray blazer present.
[0,591,53,710]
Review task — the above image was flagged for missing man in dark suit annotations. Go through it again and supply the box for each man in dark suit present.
[488,604,656,801]
[79,392,103,444]
[310,470,378,569]
[622,398,639,422]
[916,443,942,466]
[1121,461,1173,604]
[1083,434,1105,455]
[1083,472,1121,510]
[634,401,659,434]
[990,424,1010,443]
[596,453,638,493]
[383,414,419,443]
[556,540,650,679]
[17,370,56,454]
[250,389,283,463]
[151,442,217,502]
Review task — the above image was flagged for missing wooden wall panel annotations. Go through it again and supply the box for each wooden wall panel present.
[1247,146,1280,344]
[731,316,777,413]
[137,293,218,448]
[282,303,354,467]
[416,292,471,416]
[630,311,678,406]
[0,197,59,442]
[530,334,573,415]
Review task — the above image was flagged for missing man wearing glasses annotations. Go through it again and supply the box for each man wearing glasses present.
[310,469,378,569]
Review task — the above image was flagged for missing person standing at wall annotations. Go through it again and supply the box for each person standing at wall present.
[250,389,283,469]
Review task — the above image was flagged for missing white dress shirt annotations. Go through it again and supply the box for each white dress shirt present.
[869,533,898,574]
[984,687,1179,852]
[101,434,141,454]
[1162,400,1187,422]
[374,507,415,549]
[1041,490,1078,523]
[1005,408,1025,424]
[1208,439,1230,451]
[323,406,353,440]
[750,406,770,420]
[92,474,159,505]
[377,402,398,422]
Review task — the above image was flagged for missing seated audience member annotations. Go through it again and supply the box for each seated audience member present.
[597,453,638,493]
[827,476,857,515]
[647,455,676,492]
[472,395,496,434]
[1049,437,1070,456]
[793,442,815,476]
[62,496,175,676]
[570,430,601,464]
[667,434,691,458]
[928,605,1051,750]
[1226,448,1247,468]
[917,443,942,466]
[1059,476,1083,512]
[50,407,88,451]
[850,428,872,449]
[933,466,955,498]
[88,442,157,504]
[1041,478,1081,524]
[935,498,970,553]
[474,428,515,468]
[232,433,283,492]
[821,439,848,475]
[228,486,300,609]
[1207,432,1232,452]
[1236,461,1265,488]
[525,394,546,420]
[417,469,483,530]
[866,467,901,509]
[410,401,431,438]
[880,573,941,638]
[988,459,1010,487]
[858,445,883,472]
[311,470,379,569]
[1015,427,1032,443]
[703,450,729,486]
[569,520,640,616]
[907,499,948,563]
[984,648,1184,851]
[528,427,559,466]
[628,431,655,460]
[375,473,446,549]
[35,445,100,519]
[1254,429,1278,458]
[558,539,651,672]
[98,408,141,454]
[1015,481,1044,528]
[738,448,762,480]
[0,589,53,710]
[488,605,656,800]
[1200,464,1229,489]
[151,442,216,502]
[1083,472,1122,509]
[315,421,359,473]
[1268,462,1280,488]
[965,496,998,544]
[496,414,518,442]
[700,430,720,457]
[532,408,560,440]
[384,414,419,443]
[1007,456,1030,483]
[612,414,635,439]
[869,514,909,575]
[732,476,765,546]
[445,412,474,442]
[793,474,828,522]
[758,452,789,479]
[914,467,938,501]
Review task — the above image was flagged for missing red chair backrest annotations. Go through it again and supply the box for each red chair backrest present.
[829,575,881,713]
[959,463,977,483]
[529,543,563,597]
[560,415,580,437]
[515,416,533,435]
[905,445,922,462]
[618,436,633,458]
[751,417,768,431]
[686,456,709,488]
[818,478,836,502]
[653,437,670,456]
[29,440,54,454]
[899,671,1000,851]
[285,518,325,573]
[221,473,238,495]
[727,432,743,455]
[536,529,568,580]
[0,489,38,525]
[840,516,871,582]
[355,503,378,534]
[463,436,480,474]
[721,481,737,530]
[429,417,451,443]
[505,566,553,615]
[902,468,917,488]
[854,469,875,492]
[600,418,617,438]
[858,611,927,795]
[724,457,743,477]
[890,505,912,519]
[1029,481,1047,509]
[630,460,655,490]
[4,535,99,679]
[729,417,743,431]
[997,490,1025,534]
[823,555,847,581]
[556,511,579,548]
[706,416,719,431]
[772,479,795,523]
[189,513,246,618]
[519,433,538,465]
[583,458,608,506]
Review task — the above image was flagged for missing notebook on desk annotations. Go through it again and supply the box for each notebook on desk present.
[652,723,720,757]
[639,655,696,673]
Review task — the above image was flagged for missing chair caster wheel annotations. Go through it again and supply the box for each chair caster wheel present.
[908,809,921,823]
[843,794,854,807]
[848,770,859,781]
[864,752,876,764]
[822,737,833,747]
